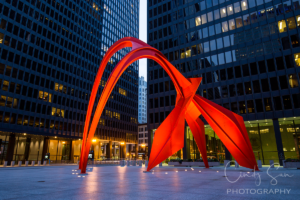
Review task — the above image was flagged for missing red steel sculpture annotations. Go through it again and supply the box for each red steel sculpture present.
[79,37,258,174]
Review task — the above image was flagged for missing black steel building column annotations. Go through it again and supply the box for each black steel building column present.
[24,137,31,162]
[225,147,231,160]
[5,134,16,165]
[41,137,49,162]
[69,140,73,161]
[106,141,112,159]
[183,127,188,159]
[273,118,285,166]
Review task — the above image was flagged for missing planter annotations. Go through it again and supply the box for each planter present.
[168,161,220,167]
[284,162,300,169]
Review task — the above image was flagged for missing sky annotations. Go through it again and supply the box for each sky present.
[139,0,148,81]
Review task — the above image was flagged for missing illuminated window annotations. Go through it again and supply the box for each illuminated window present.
[101,80,106,87]
[99,118,105,126]
[241,0,248,11]
[2,80,9,91]
[13,98,18,108]
[59,84,63,92]
[222,21,228,32]
[0,95,6,106]
[195,16,201,26]
[106,110,112,118]
[39,91,52,102]
[38,91,43,100]
[278,19,287,33]
[185,48,191,58]
[288,74,299,88]
[52,107,64,118]
[54,83,59,91]
[6,97,13,108]
[113,112,121,120]
[0,33,4,44]
[297,15,300,27]
[287,17,296,30]
[294,53,300,66]
[119,88,127,96]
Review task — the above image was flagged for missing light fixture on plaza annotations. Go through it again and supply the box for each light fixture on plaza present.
[92,139,97,142]
[141,144,146,147]
[55,136,57,138]
[62,142,65,144]
[120,142,125,145]
[24,133,26,135]
[126,153,129,155]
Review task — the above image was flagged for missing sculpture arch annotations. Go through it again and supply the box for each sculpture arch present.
[79,37,258,173]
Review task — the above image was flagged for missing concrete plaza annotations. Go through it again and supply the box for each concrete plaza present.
[0,164,299,200]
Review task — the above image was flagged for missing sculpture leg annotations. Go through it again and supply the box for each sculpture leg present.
[147,100,186,171]
[185,114,209,168]
[193,95,258,170]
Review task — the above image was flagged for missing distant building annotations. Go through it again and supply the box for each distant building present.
[138,76,147,124]
[138,123,148,160]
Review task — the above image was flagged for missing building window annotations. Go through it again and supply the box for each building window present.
[278,19,287,33]
[119,88,127,96]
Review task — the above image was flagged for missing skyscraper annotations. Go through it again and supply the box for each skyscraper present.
[0,0,139,164]
[138,76,147,124]
[147,0,300,165]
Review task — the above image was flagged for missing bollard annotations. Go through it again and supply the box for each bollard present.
[224,160,230,168]
[18,161,22,167]
[145,160,148,166]
[11,161,15,167]
[25,161,28,166]
[235,161,239,168]
[159,162,162,167]
[77,161,79,165]
[31,161,35,166]
[139,160,142,166]
[43,161,47,166]
[38,161,41,166]
[3,161,7,167]
[282,160,286,168]
[270,160,274,168]
[257,160,262,168]
[127,160,130,166]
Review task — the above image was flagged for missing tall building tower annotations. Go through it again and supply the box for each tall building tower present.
[147,0,300,165]
[138,76,147,124]
[0,0,139,164]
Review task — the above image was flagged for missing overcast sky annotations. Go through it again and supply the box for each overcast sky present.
[139,0,147,81]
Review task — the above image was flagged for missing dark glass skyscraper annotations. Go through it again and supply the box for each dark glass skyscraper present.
[147,0,300,165]
[0,0,139,164]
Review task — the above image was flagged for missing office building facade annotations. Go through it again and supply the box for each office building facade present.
[138,76,147,124]
[0,0,139,164]
[138,123,148,159]
[147,0,300,165]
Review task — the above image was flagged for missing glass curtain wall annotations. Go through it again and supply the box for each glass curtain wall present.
[279,118,300,159]
[48,139,71,161]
